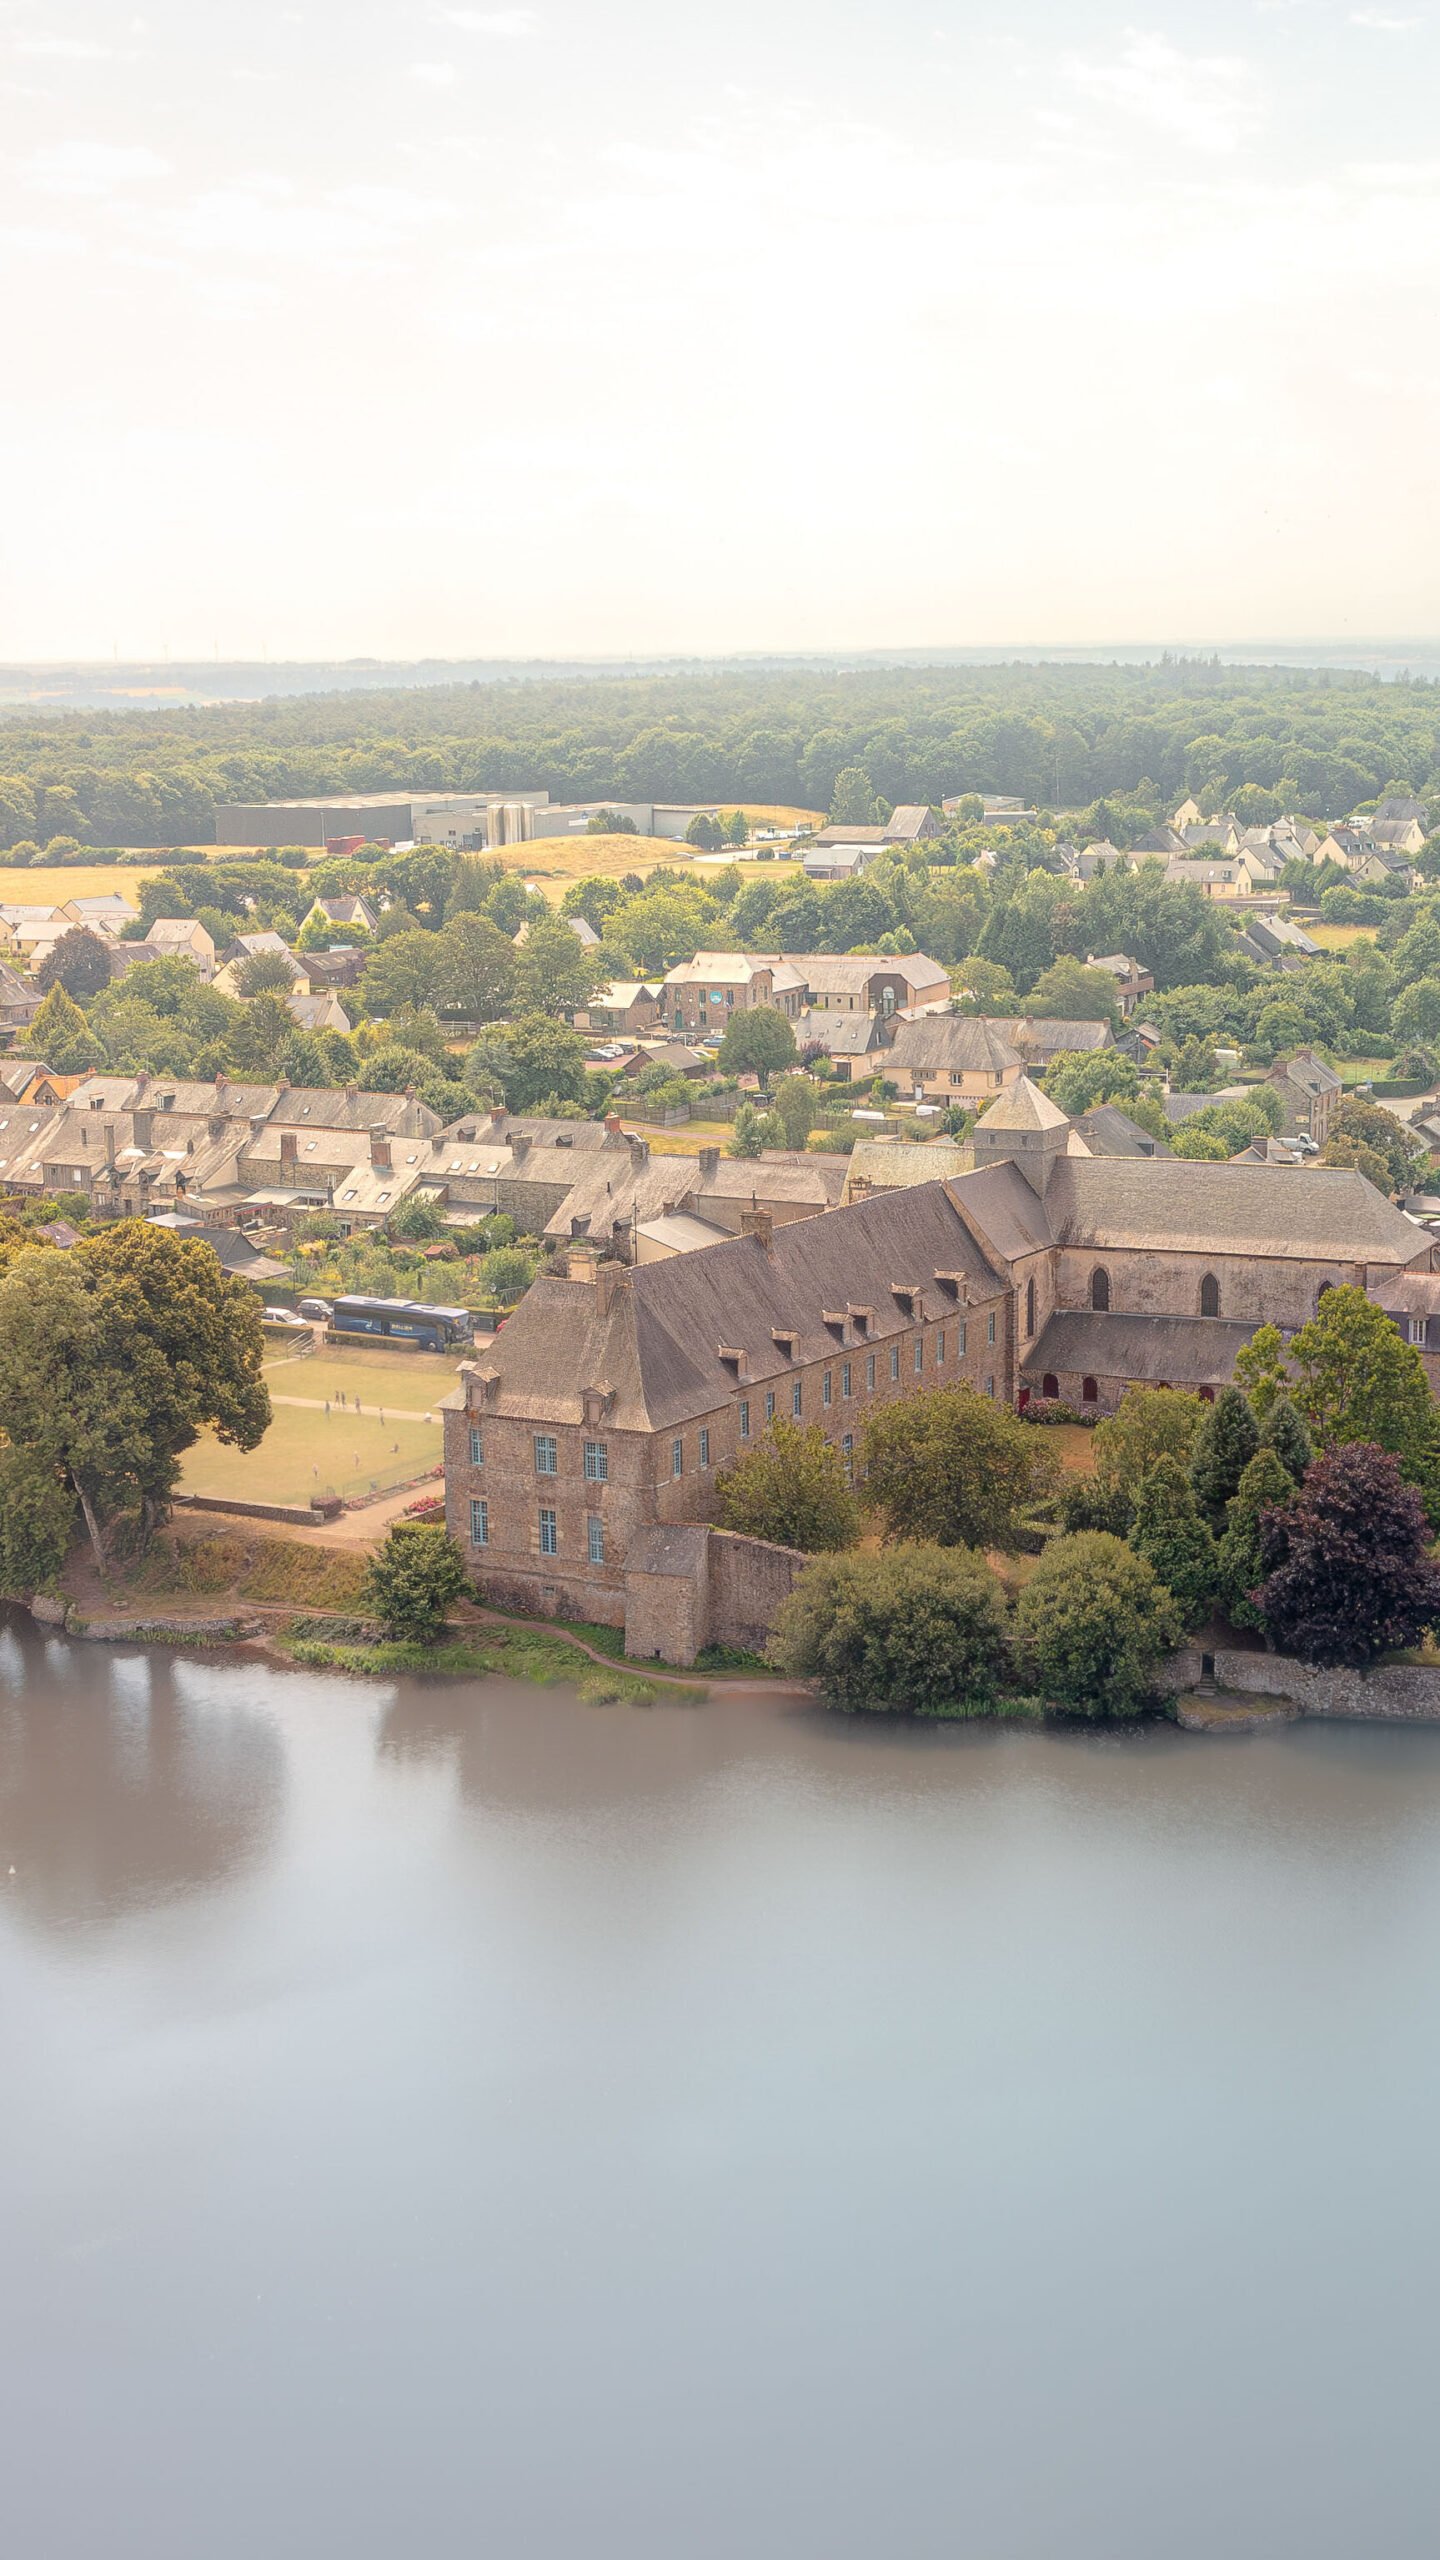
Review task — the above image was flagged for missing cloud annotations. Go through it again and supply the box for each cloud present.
[409,58,459,83]
[439,7,538,32]
[14,35,114,57]
[1348,9,1420,25]
[20,140,171,197]
[1061,31,1259,153]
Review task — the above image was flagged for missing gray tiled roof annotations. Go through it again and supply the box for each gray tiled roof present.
[1024,1311,1259,1388]
[1041,1155,1426,1263]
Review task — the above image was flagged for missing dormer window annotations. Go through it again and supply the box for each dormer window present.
[771,1329,797,1359]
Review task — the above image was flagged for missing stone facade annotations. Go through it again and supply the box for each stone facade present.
[1167,1645,1440,1722]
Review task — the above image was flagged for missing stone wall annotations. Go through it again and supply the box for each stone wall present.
[1167,1644,1440,1722]
[706,1529,808,1656]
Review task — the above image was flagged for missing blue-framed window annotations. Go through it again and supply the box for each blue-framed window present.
[468,1424,484,1466]
[583,1440,608,1481]
[469,1497,488,1546]
[534,1434,558,1475]
[587,1516,605,1565]
[538,1508,557,1555]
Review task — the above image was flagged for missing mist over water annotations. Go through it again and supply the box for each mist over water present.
[3,1619,1439,2559]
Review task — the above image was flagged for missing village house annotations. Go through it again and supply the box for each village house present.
[1085,953,1154,1016]
[300,893,379,940]
[574,980,663,1035]
[790,952,950,1015]
[661,953,807,1036]
[1265,1046,1340,1144]
[138,918,216,976]
[801,839,882,883]
[882,1014,1025,1102]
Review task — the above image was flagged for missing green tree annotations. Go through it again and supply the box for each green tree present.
[363,1521,468,1642]
[685,813,723,850]
[717,1005,798,1077]
[387,1194,447,1242]
[1188,1386,1260,1528]
[1215,1446,1296,1631]
[1043,1049,1140,1115]
[23,982,104,1072]
[1026,956,1119,1027]
[1321,1094,1427,1198]
[440,913,517,1022]
[770,1072,817,1150]
[1129,1454,1218,1627]
[512,911,605,1017]
[236,948,298,997]
[728,1101,766,1158]
[1261,1392,1312,1484]
[724,808,750,846]
[1287,1284,1440,1513]
[862,1382,1060,1551]
[768,1543,1012,1714]
[35,927,113,1001]
[716,1419,860,1552]
[1015,1531,1182,1716]
[1234,1322,1292,1422]
[1171,1035,1219,1092]
[0,1223,270,1565]
[1391,977,1440,1052]
[1092,1387,1207,1500]
[466,1013,588,1111]
[829,766,877,826]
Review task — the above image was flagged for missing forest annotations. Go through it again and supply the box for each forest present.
[2,659,1440,847]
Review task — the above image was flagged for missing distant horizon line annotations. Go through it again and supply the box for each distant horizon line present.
[4,635,1440,672]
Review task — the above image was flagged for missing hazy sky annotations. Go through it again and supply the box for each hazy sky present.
[1,0,1437,659]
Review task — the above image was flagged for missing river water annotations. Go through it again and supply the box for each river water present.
[3,1619,1440,2558]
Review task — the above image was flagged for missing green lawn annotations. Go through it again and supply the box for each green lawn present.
[180,1341,459,1503]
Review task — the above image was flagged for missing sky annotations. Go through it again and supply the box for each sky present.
[1,0,1438,661]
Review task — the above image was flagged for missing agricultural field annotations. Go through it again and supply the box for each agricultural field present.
[180,1340,460,1505]
[502,833,697,896]
[0,862,162,905]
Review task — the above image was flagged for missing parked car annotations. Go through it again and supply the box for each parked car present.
[263,1307,311,1330]
[297,1296,334,1321]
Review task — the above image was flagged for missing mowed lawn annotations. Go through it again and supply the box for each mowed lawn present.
[181,1342,461,1504]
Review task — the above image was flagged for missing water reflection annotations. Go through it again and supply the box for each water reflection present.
[0,1614,284,1934]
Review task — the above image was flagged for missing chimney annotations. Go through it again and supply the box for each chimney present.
[698,1146,719,1180]
[742,1204,774,1248]
[627,1133,650,1167]
[604,1112,624,1136]
[344,1082,359,1103]
[595,1259,626,1316]
[280,1131,298,1165]
[214,1072,228,1098]
[566,1244,599,1283]
[404,1084,416,1101]
[131,1107,155,1153]
[370,1132,392,1169]
[511,1133,530,1161]
[208,1113,226,1141]
[132,1071,148,1098]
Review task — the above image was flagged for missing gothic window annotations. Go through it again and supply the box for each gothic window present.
[1042,1372,1060,1401]
[1081,1376,1099,1404]
[1025,1276,1036,1337]
[1200,1273,1220,1319]
[1090,1267,1110,1313]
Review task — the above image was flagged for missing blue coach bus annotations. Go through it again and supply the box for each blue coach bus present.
[329,1296,473,1351]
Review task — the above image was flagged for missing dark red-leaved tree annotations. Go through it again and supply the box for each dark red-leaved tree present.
[1257,1441,1440,1668]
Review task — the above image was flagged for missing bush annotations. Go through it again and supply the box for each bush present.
[1215,1447,1296,1632]
[1015,1531,1183,1716]
[362,1522,468,1642]
[768,1544,1013,1715]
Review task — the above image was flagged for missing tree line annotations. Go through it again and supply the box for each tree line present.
[5,659,1440,844]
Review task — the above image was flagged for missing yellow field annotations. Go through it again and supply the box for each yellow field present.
[1309,922,1378,950]
[632,1118,737,1156]
[0,862,161,904]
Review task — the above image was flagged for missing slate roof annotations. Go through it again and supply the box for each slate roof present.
[1070,1105,1173,1159]
[471,1181,1002,1431]
[885,1016,1022,1075]
[1039,1155,1428,1265]
[999,1016,1111,1062]
[1023,1311,1259,1388]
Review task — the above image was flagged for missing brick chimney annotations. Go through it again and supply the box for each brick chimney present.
[214,1072,228,1099]
[698,1146,719,1180]
[131,1107,155,1153]
[344,1082,359,1103]
[627,1133,650,1167]
[511,1133,530,1161]
[604,1112,624,1136]
[280,1131,298,1166]
[741,1204,773,1247]
[370,1132,392,1169]
[595,1259,626,1315]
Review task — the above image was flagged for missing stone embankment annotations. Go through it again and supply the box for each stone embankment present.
[1166,1646,1440,1725]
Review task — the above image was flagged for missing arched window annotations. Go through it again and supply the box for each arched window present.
[1200,1273,1220,1319]
[1198,1387,1216,1404]
[1025,1276,1036,1337]
[1090,1267,1110,1312]
[1317,1280,1333,1310]
[1042,1372,1060,1401]
[1081,1375,1099,1405]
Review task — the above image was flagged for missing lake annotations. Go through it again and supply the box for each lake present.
[3,1616,1439,2558]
